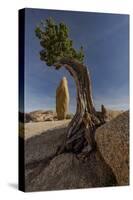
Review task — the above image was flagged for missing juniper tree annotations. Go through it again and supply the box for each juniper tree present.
[35,18,100,154]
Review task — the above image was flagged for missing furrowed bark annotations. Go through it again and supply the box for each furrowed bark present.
[55,58,100,154]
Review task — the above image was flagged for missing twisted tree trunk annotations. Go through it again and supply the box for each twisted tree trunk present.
[55,58,100,154]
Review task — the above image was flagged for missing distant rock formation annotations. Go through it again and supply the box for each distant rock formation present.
[22,108,122,123]
[101,104,108,123]
[22,110,73,123]
[56,77,69,120]
[25,110,57,123]
[95,111,129,186]
[105,109,123,121]
[96,105,123,124]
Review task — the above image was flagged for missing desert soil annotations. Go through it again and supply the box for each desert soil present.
[24,119,71,139]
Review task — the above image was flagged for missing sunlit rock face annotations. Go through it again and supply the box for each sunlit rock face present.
[56,77,70,120]
[95,111,129,186]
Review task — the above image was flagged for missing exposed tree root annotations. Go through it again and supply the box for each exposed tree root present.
[54,58,105,154]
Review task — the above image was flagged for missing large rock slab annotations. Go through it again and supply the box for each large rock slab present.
[25,126,67,165]
[25,123,117,192]
[25,151,116,192]
[95,111,129,185]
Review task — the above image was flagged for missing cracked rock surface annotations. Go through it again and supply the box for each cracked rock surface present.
[24,123,117,192]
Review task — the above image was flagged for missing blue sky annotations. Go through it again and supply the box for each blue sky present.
[24,8,129,113]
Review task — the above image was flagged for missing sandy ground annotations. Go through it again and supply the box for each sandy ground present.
[24,120,71,139]
[23,111,128,191]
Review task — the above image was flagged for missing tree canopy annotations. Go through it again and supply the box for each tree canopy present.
[35,18,84,67]
[35,18,99,154]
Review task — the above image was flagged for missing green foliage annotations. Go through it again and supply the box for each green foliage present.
[35,18,84,66]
